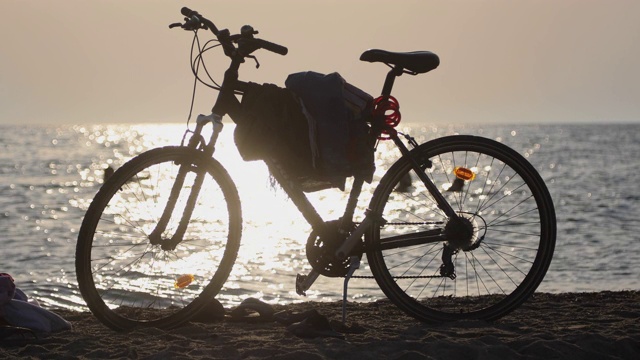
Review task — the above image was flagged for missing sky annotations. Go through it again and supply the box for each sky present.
[1,0,639,125]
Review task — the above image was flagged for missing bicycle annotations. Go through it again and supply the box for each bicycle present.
[75,7,556,331]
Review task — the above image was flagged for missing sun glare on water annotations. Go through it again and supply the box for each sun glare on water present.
[79,122,393,311]
[106,123,327,304]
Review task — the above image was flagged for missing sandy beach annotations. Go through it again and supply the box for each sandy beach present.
[1,291,639,359]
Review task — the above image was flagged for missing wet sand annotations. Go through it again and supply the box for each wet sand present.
[1,291,639,359]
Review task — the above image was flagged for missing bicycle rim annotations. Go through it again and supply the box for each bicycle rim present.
[366,135,556,322]
[76,147,242,330]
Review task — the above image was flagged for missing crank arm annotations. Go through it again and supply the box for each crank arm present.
[334,212,376,259]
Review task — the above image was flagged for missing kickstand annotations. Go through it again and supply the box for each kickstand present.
[342,255,361,325]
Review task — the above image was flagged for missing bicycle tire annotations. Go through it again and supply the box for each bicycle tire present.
[76,147,242,330]
[366,135,555,322]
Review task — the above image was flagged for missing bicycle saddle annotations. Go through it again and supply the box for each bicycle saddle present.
[360,49,440,74]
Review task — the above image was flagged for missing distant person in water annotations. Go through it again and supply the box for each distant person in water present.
[447,178,464,192]
[395,173,412,192]
[104,166,114,181]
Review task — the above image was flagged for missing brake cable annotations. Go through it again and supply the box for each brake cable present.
[185,29,224,128]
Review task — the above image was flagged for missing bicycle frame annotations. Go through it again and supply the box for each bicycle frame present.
[146,50,464,294]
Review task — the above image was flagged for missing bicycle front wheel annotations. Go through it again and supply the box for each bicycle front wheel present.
[367,135,555,322]
[76,147,242,330]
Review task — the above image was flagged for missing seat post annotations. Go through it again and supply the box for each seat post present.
[381,65,404,96]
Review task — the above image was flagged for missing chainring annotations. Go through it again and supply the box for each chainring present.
[306,220,360,277]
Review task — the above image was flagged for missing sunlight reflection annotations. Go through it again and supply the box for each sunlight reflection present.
[81,121,545,311]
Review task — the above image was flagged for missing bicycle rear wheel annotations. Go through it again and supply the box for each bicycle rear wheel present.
[76,147,242,330]
[366,135,555,322]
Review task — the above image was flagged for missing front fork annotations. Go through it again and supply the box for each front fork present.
[148,114,224,250]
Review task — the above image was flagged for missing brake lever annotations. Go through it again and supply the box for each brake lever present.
[182,16,203,31]
[247,55,260,69]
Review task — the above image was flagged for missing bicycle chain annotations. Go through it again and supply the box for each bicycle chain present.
[355,220,442,225]
[383,221,443,226]
[346,274,444,279]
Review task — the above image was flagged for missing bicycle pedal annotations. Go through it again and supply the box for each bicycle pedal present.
[295,270,320,296]
[295,274,307,296]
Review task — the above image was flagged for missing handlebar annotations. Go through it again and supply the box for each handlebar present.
[254,39,288,56]
[174,7,288,57]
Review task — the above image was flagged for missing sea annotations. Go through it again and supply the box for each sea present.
[1,122,638,311]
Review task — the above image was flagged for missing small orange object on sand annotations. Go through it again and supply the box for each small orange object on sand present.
[174,274,195,288]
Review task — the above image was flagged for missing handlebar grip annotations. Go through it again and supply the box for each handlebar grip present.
[181,7,196,17]
[256,39,288,56]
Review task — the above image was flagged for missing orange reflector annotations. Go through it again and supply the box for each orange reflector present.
[174,274,195,289]
[454,166,476,181]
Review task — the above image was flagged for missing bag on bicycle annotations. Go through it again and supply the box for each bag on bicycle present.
[234,82,319,186]
[285,71,375,190]
[235,73,375,192]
